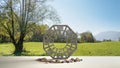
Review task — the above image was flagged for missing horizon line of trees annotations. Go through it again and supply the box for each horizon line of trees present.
[0,25,96,43]
[1,25,120,43]
[0,23,49,43]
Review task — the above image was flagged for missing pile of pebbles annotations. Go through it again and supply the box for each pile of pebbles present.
[36,58,82,63]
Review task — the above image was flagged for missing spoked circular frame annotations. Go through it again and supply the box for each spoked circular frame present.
[43,25,77,59]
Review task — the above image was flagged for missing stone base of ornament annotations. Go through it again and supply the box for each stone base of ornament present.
[36,57,82,63]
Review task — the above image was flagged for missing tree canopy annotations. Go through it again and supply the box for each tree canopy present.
[0,0,60,55]
[80,32,96,43]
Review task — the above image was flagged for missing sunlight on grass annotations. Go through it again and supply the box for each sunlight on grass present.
[23,42,45,56]
[0,42,120,56]
[0,43,14,56]
[54,43,66,48]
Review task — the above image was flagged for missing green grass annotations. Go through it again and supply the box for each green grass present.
[0,42,120,56]
[0,43,14,56]
[73,42,120,56]
[23,42,45,56]
[54,43,66,48]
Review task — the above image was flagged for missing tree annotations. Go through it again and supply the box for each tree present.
[29,24,49,42]
[0,24,10,43]
[103,39,111,42]
[0,0,60,55]
[80,32,96,43]
[118,37,120,41]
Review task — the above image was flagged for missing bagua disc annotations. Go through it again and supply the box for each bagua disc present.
[43,25,77,59]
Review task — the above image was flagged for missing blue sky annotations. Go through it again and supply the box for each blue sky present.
[48,0,120,35]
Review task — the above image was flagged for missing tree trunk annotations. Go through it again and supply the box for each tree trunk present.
[13,42,23,56]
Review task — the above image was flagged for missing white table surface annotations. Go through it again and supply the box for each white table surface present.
[0,56,120,68]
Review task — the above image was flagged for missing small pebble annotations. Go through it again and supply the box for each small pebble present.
[37,58,82,63]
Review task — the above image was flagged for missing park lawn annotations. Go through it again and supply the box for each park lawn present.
[73,42,120,56]
[0,43,14,56]
[0,42,120,56]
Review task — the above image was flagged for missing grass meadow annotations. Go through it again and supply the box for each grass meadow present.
[0,42,120,56]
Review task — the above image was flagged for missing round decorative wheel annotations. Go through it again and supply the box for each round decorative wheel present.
[43,25,77,59]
